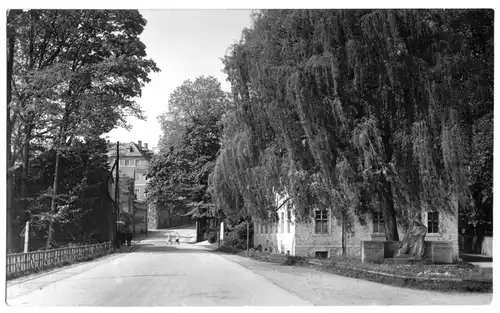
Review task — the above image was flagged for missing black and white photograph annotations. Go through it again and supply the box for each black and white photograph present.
[2,1,496,307]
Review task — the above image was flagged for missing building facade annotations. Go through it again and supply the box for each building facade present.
[254,193,459,261]
[107,140,152,233]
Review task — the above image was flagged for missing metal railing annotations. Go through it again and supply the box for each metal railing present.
[6,241,113,278]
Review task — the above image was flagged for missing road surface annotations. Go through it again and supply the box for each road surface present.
[6,228,493,306]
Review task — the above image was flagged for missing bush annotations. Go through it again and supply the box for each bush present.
[284,255,306,266]
[256,244,262,251]
[208,232,217,244]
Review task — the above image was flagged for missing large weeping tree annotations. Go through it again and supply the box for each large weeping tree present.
[212,9,493,241]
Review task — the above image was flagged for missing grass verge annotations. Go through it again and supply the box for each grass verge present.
[215,246,492,293]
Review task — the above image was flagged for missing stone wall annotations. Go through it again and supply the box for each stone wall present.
[147,203,159,230]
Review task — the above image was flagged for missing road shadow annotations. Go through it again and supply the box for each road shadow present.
[461,253,493,263]
[68,274,182,281]
[134,243,211,254]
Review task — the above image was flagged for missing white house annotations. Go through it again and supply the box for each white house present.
[253,193,459,260]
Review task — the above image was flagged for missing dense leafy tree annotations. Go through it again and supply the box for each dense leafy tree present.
[6,10,159,249]
[147,76,229,220]
[212,9,493,241]
[16,138,113,250]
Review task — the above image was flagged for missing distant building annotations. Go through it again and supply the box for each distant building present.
[106,140,153,234]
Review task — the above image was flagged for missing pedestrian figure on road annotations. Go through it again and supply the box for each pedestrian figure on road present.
[175,232,180,245]
[126,230,132,247]
[166,232,172,245]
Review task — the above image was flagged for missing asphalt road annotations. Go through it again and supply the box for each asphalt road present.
[6,229,493,306]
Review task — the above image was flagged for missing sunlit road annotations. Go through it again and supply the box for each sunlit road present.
[6,229,309,306]
[6,228,492,306]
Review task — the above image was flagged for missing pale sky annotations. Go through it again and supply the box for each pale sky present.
[103,10,254,150]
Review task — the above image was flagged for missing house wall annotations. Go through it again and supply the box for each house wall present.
[147,203,159,230]
[253,194,296,255]
[107,141,151,214]
[253,192,459,260]
[420,196,459,261]
[133,168,148,201]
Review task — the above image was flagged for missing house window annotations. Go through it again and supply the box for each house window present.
[135,159,140,167]
[373,212,385,233]
[261,223,264,234]
[129,146,133,152]
[280,212,284,233]
[143,191,147,198]
[124,159,130,167]
[315,251,328,259]
[314,210,328,234]
[428,212,439,233]
[119,159,125,166]
[265,224,268,234]
[134,188,139,198]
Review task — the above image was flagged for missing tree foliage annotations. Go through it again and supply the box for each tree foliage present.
[147,76,229,218]
[212,9,493,239]
[6,10,159,249]
[17,138,112,248]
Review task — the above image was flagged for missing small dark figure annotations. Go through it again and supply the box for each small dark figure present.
[126,231,132,246]
[115,231,123,249]
[175,232,180,245]
[120,232,126,246]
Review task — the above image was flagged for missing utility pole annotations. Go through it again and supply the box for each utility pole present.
[114,141,120,248]
[246,209,250,256]
[23,221,30,253]
[342,212,346,255]
[115,141,120,217]
[218,210,221,249]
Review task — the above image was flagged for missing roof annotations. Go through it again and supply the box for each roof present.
[106,142,153,161]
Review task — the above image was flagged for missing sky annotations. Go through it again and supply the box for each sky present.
[103,10,254,151]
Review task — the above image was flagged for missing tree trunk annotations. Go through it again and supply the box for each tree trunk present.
[21,124,31,201]
[46,150,61,249]
[341,213,347,255]
[132,206,136,237]
[380,175,399,241]
[6,12,16,253]
[246,218,249,256]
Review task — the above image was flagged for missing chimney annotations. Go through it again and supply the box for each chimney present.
[144,143,148,150]
[138,140,142,148]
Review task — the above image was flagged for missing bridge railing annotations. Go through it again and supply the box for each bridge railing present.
[6,241,113,278]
